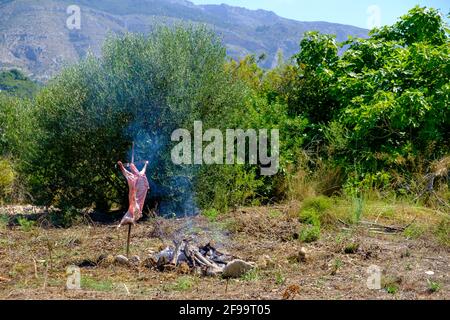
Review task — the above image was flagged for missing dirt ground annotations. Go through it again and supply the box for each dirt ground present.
[0,204,448,300]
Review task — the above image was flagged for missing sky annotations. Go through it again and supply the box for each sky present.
[191,0,449,29]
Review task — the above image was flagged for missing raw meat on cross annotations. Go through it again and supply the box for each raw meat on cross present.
[117,160,149,227]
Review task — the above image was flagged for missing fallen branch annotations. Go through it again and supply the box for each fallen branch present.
[360,220,406,233]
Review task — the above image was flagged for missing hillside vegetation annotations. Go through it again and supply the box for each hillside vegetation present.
[0,6,448,222]
[0,0,367,80]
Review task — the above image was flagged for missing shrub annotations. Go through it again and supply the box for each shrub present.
[434,217,450,247]
[302,195,333,213]
[0,159,15,203]
[427,280,441,293]
[343,242,359,254]
[17,216,35,232]
[202,208,219,222]
[241,268,260,282]
[24,25,247,215]
[403,223,426,239]
[299,225,321,243]
[49,206,85,228]
[168,276,195,291]
[299,196,336,227]
[0,213,9,229]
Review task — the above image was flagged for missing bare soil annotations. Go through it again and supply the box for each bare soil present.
[0,204,448,300]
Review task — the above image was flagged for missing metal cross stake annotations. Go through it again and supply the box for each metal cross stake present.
[117,142,150,258]
[126,142,135,258]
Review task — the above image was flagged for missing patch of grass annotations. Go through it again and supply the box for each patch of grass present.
[168,276,195,291]
[274,271,286,285]
[202,208,220,222]
[300,196,333,220]
[343,242,359,254]
[331,258,343,275]
[17,216,35,232]
[386,284,399,294]
[0,214,9,229]
[45,206,87,228]
[380,207,395,219]
[352,197,364,223]
[382,275,401,295]
[299,208,321,226]
[241,268,260,282]
[268,210,282,219]
[427,280,441,293]
[434,217,450,247]
[81,276,115,292]
[299,225,320,243]
[403,223,426,239]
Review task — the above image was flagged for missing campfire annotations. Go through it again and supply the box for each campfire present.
[113,147,254,278]
[145,239,254,278]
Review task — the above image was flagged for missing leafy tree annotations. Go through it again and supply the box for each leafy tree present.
[328,6,450,191]
[0,69,40,98]
[24,25,246,214]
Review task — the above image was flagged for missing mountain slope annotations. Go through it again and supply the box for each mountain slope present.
[0,0,368,81]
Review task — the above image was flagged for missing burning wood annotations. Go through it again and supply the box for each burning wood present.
[147,240,254,278]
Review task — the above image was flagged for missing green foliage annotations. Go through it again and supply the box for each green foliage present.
[352,196,364,223]
[329,7,450,190]
[167,276,195,291]
[298,225,320,243]
[371,6,448,46]
[49,206,85,228]
[241,268,260,282]
[301,195,333,213]
[1,7,448,217]
[403,223,426,239]
[427,280,441,293]
[299,196,334,228]
[0,213,9,229]
[16,216,35,232]
[196,165,263,213]
[343,242,359,254]
[0,159,15,202]
[22,25,247,213]
[434,217,450,247]
[202,208,219,222]
[331,258,343,274]
[274,271,286,285]
[386,284,399,294]
[0,94,32,157]
[0,69,40,98]
[383,275,402,294]
[81,276,115,292]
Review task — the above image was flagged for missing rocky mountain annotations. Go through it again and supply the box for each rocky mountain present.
[0,0,368,81]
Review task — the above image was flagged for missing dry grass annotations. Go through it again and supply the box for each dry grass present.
[0,201,448,300]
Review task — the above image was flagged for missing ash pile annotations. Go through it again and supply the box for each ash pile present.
[146,239,254,278]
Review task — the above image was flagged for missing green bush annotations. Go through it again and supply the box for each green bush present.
[427,280,441,293]
[23,25,247,214]
[299,196,333,227]
[0,69,40,98]
[17,216,35,232]
[434,217,450,247]
[195,164,263,213]
[301,196,333,214]
[0,159,15,202]
[299,225,321,243]
[202,208,219,222]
